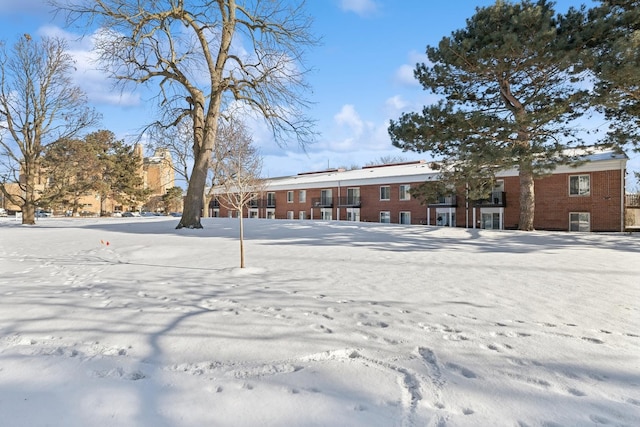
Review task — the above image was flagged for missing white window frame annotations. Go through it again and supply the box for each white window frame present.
[320,189,332,205]
[298,190,306,203]
[399,211,411,224]
[569,175,590,196]
[320,208,332,220]
[380,211,391,223]
[299,211,306,220]
[287,210,294,219]
[436,208,456,227]
[346,207,360,222]
[569,212,590,232]
[399,184,411,201]
[287,191,294,203]
[380,186,390,201]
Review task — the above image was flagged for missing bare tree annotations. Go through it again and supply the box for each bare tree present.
[149,120,193,186]
[0,35,99,224]
[150,116,231,219]
[53,0,317,229]
[364,155,408,167]
[216,118,264,268]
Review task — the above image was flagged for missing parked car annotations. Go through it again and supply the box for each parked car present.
[35,209,52,218]
[0,208,7,217]
[122,212,140,217]
[169,212,182,217]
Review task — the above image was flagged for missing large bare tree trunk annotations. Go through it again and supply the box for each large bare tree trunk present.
[176,97,217,229]
[519,166,535,231]
[178,155,207,228]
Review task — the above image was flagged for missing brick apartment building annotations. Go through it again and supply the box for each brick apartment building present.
[211,148,629,232]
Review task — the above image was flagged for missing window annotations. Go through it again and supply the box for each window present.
[399,211,411,224]
[399,185,410,201]
[299,211,306,220]
[320,208,332,220]
[569,212,590,232]
[287,211,294,219]
[320,189,332,205]
[436,210,455,227]
[287,191,294,203]
[380,186,390,201]
[299,190,306,203]
[347,188,360,205]
[380,211,391,223]
[266,192,276,207]
[346,208,360,222]
[569,175,590,196]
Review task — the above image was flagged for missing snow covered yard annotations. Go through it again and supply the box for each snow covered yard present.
[0,217,638,427]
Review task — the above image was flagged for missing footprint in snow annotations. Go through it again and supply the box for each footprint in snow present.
[445,362,477,379]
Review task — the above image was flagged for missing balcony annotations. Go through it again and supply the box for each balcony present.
[247,198,275,208]
[337,196,361,207]
[474,191,506,207]
[312,197,333,207]
[428,195,457,207]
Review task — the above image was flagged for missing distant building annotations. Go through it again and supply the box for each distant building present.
[142,147,175,197]
[3,145,176,216]
[211,148,630,232]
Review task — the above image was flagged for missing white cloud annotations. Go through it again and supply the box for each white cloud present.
[36,25,142,108]
[394,51,429,87]
[338,0,379,17]
[385,95,408,112]
[323,104,394,153]
[394,64,419,87]
[334,104,365,137]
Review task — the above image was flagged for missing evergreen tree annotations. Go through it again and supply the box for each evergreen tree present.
[162,186,184,213]
[97,136,149,215]
[389,0,592,231]
[583,0,640,150]
[40,131,110,214]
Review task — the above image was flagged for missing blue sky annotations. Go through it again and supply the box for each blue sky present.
[1,0,638,187]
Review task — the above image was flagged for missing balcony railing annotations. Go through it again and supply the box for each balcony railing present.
[337,196,361,207]
[474,191,506,207]
[428,195,457,207]
[626,194,640,207]
[312,197,333,207]
[247,198,275,208]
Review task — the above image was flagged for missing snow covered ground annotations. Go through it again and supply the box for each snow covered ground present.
[0,216,638,427]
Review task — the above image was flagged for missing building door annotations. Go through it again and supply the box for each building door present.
[481,208,503,230]
[436,209,455,226]
[346,207,360,222]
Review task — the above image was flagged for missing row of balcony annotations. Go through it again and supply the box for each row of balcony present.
[428,192,506,208]
[211,192,507,209]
